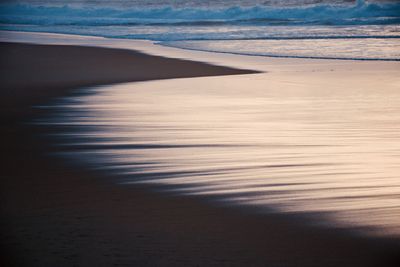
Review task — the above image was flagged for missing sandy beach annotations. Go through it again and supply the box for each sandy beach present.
[1,38,400,267]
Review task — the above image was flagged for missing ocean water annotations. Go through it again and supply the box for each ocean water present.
[1,0,400,60]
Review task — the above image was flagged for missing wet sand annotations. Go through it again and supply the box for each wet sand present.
[1,41,399,266]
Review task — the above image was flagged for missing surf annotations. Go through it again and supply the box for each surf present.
[1,0,399,26]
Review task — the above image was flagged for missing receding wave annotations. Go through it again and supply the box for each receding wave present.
[161,38,400,61]
[122,35,400,41]
[1,0,399,26]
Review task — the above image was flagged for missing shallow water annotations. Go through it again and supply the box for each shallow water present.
[36,63,400,237]
[163,36,400,61]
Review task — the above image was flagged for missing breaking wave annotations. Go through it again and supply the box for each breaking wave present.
[1,0,399,26]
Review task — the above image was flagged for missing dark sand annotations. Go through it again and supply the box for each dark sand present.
[1,42,399,267]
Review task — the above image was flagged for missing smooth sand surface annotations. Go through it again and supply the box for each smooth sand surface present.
[1,41,399,267]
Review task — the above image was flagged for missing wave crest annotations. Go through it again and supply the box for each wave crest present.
[1,0,399,26]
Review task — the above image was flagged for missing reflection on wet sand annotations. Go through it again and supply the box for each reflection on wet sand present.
[39,61,400,237]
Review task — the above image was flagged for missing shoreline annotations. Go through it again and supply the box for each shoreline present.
[1,35,400,266]
[2,29,400,62]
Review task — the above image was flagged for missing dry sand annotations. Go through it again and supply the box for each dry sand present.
[0,42,399,266]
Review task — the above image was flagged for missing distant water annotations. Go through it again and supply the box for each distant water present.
[38,69,400,237]
[1,0,400,60]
